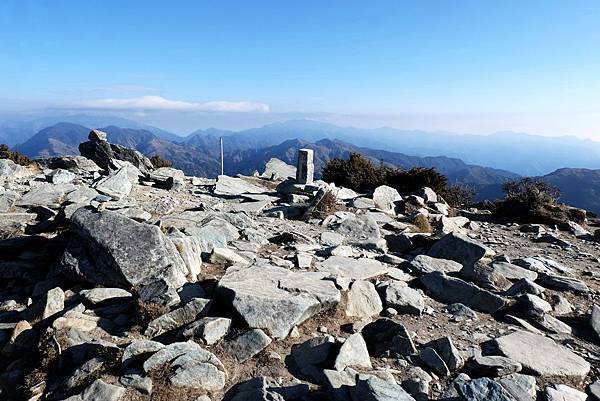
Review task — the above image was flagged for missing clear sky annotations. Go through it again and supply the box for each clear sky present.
[1,1,599,136]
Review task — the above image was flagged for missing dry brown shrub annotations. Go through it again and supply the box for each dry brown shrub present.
[313,190,341,218]
[411,214,432,233]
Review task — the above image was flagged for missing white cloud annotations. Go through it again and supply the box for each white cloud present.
[74,95,270,113]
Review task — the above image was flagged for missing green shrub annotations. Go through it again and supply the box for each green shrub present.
[322,153,384,191]
[0,144,32,166]
[150,154,173,168]
[441,184,476,207]
[384,167,448,194]
[322,153,450,198]
[501,177,560,206]
[494,177,572,224]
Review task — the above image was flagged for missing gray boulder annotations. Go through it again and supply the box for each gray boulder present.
[361,318,417,357]
[470,355,522,377]
[491,262,538,281]
[455,377,517,401]
[336,214,380,243]
[180,317,231,344]
[384,282,424,315]
[421,272,506,313]
[289,336,336,383]
[214,175,268,195]
[94,164,138,200]
[79,131,153,173]
[428,232,493,266]
[372,185,402,214]
[319,256,388,280]
[262,158,296,180]
[334,333,371,371]
[80,288,132,304]
[346,280,383,318]
[435,336,464,371]
[420,347,450,377]
[78,379,125,401]
[61,208,188,305]
[496,373,536,401]
[351,375,416,401]
[409,254,462,274]
[537,274,589,293]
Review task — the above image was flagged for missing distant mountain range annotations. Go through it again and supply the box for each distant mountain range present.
[14,122,518,198]
[7,118,600,213]
[182,119,600,176]
[5,116,600,176]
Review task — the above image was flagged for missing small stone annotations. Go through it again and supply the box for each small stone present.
[145,298,212,338]
[420,347,450,377]
[81,379,125,401]
[227,329,272,362]
[80,288,132,304]
[443,303,478,320]
[385,281,424,315]
[333,333,371,371]
[295,253,313,268]
[209,247,249,266]
[545,384,587,401]
[435,336,464,371]
[403,366,432,399]
[180,317,231,345]
[590,304,600,340]
[470,355,522,377]
[346,280,383,318]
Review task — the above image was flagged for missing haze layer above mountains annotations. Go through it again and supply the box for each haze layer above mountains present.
[3,115,600,213]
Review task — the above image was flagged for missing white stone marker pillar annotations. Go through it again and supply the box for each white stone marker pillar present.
[296,148,314,184]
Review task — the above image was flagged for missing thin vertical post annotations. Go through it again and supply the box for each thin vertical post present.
[220,137,224,175]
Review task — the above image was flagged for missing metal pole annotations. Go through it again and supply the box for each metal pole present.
[220,137,224,175]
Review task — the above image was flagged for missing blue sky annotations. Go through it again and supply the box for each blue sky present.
[1,1,599,135]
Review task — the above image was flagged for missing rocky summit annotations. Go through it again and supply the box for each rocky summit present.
[1,130,600,401]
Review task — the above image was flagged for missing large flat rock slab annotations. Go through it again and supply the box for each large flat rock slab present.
[214,175,269,196]
[217,264,340,339]
[493,331,590,379]
[318,256,388,280]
